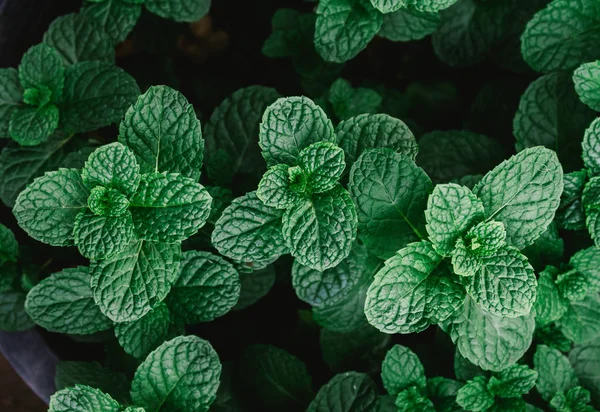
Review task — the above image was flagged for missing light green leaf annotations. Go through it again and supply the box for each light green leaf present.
[212,191,288,265]
[119,86,203,181]
[13,168,89,246]
[379,8,440,41]
[90,241,181,322]
[534,267,568,327]
[25,266,112,334]
[0,224,18,264]
[583,118,600,175]
[54,361,130,404]
[521,0,600,72]
[425,183,484,256]
[43,13,114,65]
[259,96,335,167]
[298,142,345,193]
[557,294,600,344]
[464,221,507,257]
[145,0,210,22]
[129,173,212,243]
[0,288,34,331]
[571,247,600,293]
[473,147,563,250]
[282,185,357,271]
[18,43,64,101]
[0,68,23,138]
[307,372,378,412]
[456,377,494,412]
[381,345,426,396]
[395,387,435,412]
[257,164,304,209]
[327,78,382,120]
[488,364,537,398]
[82,0,141,45]
[445,296,535,371]
[350,149,432,260]
[115,302,171,360]
[534,345,578,401]
[556,170,587,230]
[167,251,240,324]
[315,0,383,63]
[73,210,134,260]
[574,61,600,111]
[49,385,121,412]
[583,177,600,246]
[370,0,406,14]
[451,238,483,277]
[9,105,59,146]
[365,241,464,333]
[81,142,140,196]
[557,271,588,302]
[131,336,221,412]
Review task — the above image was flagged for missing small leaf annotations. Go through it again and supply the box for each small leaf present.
[574,61,600,111]
[114,302,171,360]
[49,385,121,412]
[81,142,140,196]
[456,377,494,412]
[488,364,538,398]
[257,164,304,209]
[298,142,345,193]
[145,0,210,22]
[18,43,64,101]
[571,246,600,293]
[73,210,134,260]
[534,345,578,401]
[82,0,141,45]
[54,361,130,404]
[534,267,568,327]
[556,170,587,230]
[583,177,600,246]
[395,387,435,412]
[379,8,440,41]
[381,345,426,396]
[307,372,378,412]
[9,105,59,146]
[0,68,23,138]
[583,118,600,176]
[327,78,382,120]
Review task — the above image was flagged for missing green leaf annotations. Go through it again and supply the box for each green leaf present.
[312,283,370,333]
[282,185,357,271]
[583,118,600,176]
[129,173,212,243]
[307,372,378,412]
[557,271,588,302]
[557,294,600,344]
[314,0,383,63]
[13,168,89,246]
[425,183,484,256]
[513,72,595,172]
[49,385,121,412]
[234,266,276,310]
[583,177,600,246]
[212,191,288,265]
[534,267,568,327]
[60,61,140,134]
[571,247,600,293]
[259,96,335,167]
[0,288,34,331]
[90,241,181,322]
[145,0,210,22]
[473,147,563,250]
[298,142,345,193]
[534,345,578,402]
[0,224,18,264]
[119,86,203,181]
[114,302,171,360]
[350,149,432,260]
[381,344,426,396]
[445,296,535,371]
[416,130,505,183]
[204,86,280,185]
[557,170,587,230]
[0,68,23,138]
[464,221,507,257]
[167,251,240,324]
[9,105,59,146]
[574,61,600,111]
[408,0,458,13]
[370,0,406,13]
[365,241,465,333]
[73,210,134,260]
[327,78,382,120]
[488,364,538,398]
[25,266,112,334]
[456,376,494,412]
[82,0,141,45]
[521,0,600,72]
[451,237,482,277]
[81,142,140,196]
[570,341,600,406]
[379,8,440,41]
[43,13,114,65]
[257,164,305,209]
[240,344,313,410]
[86,186,129,217]
[54,361,130,404]
[18,43,64,101]
[395,387,435,412]
[131,336,221,412]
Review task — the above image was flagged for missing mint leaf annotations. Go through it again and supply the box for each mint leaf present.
[451,237,482,277]
[365,241,464,333]
[456,377,493,412]
[488,364,537,398]
[570,342,600,405]
[557,170,587,230]
[534,345,578,402]
[521,0,600,72]
[18,43,64,101]
[212,191,288,265]
[583,118,600,176]
[90,241,181,322]
[82,0,141,45]
[557,294,600,344]
[60,61,139,134]
[381,344,426,396]
[259,96,335,167]
[9,105,59,146]
[350,148,432,259]
[25,266,112,334]
[73,210,134,260]
[583,177,600,246]
[379,8,440,41]
[257,164,304,209]
[129,173,212,243]
[307,372,378,412]
[0,224,18,264]
[43,13,114,65]
[14,168,89,246]
[282,185,357,271]
[445,296,535,371]
[312,283,370,333]
[131,335,221,412]
[119,86,203,181]
[298,142,345,193]
[370,0,406,13]
[574,61,600,111]
[81,142,140,197]
[473,147,563,250]
[167,251,240,324]
[0,68,23,138]
[115,302,171,360]
[395,387,435,412]
[327,78,382,120]
[204,86,280,185]
[571,247,600,292]
[0,288,34,331]
[425,183,484,256]
[534,267,568,326]
[145,0,210,22]
[49,385,121,412]
[314,0,383,63]
[55,361,130,404]
[234,266,276,310]
[557,271,588,301]
[409,0,458,13]
[454,351,487,382]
